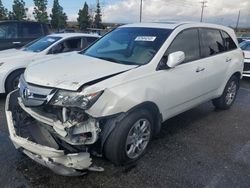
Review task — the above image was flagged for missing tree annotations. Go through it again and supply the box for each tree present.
[33,0,48,23]
[0,0,8,20]
[77,2,90,30]
[50,0,67,30]
[10,0,27,20]
[94,1,102,29]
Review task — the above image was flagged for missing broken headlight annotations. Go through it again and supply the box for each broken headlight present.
[50,90,103,109]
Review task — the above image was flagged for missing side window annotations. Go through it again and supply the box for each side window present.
[20,23,43,38]
[86,37,98,45]
[167,29,200,63]
[0,23,17,39]
[50,38,82,54]
[221,31,237,51]
[199,29,224,57]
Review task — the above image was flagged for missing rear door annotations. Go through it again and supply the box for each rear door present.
[0,22,18,50]
[198,28,236,93]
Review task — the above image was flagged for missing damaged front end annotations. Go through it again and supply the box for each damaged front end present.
[5,77,106,176]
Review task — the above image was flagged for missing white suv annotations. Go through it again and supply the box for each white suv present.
[6,22,243,176]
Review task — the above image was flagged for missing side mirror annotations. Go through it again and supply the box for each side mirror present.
[167,51,185,68]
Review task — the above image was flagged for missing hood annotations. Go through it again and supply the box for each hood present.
[25,53,137,91]
[0,49,36,62]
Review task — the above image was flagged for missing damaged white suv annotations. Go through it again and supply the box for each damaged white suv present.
[6,22,243,176]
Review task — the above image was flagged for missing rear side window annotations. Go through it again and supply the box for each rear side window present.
[167,29,200,63]
[199,28,224,58]
[0,23,17,39]
[221,31,237,51]
[20,23,43,38]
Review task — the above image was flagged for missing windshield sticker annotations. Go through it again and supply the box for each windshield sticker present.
[135,36,156,42]
[47,38,56,42]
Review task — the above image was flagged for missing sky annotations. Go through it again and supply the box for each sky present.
[2,0,250,27]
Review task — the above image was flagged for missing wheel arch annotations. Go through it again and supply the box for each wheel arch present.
[99,101,163,154]
[4,68,25,92]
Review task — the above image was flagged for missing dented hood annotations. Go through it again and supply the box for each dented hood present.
[24,53,136,91]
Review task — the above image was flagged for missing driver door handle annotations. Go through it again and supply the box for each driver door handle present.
[196,67,205,73]
[12,41,21,45]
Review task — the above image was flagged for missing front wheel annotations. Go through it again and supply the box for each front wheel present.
[104,109,153,165]
[212,75,240,110]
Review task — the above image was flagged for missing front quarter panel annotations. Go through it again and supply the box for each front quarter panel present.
[86,74,165,118]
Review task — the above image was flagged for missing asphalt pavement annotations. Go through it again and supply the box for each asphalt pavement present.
[0,79,250,188]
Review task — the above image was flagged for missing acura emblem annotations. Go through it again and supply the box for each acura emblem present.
[22,88,32,99]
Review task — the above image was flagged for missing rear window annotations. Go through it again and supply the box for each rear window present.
[199,28,225,58]
[221,31,237,51]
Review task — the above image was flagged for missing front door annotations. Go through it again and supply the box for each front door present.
[155,28,209,119]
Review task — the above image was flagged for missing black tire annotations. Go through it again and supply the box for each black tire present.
[5,69,24,93]
[104,109,153,165]
[212,75,240,110]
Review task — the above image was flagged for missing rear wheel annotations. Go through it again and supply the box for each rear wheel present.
[5,70,24,93]
[212,75,239,110]
[104,109,153,165]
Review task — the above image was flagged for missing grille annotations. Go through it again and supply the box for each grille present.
[19,74,55,107]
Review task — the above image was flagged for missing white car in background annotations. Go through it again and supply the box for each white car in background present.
[239,40,250,77]
[0,33,100,93]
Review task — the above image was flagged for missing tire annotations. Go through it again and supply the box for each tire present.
[212,75,240,110]
[104,109,153,165]
[5,69,24,93]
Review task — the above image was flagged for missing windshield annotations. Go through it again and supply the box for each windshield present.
[240,41,250,50]
[23,36,62,52]
[82,27,172,65]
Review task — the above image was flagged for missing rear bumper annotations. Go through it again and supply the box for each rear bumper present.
[5,90,92,176]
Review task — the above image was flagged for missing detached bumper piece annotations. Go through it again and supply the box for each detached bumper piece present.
[5,90,101,176]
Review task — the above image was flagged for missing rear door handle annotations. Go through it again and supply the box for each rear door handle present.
[226,57,232,62]
[196,67,205,73]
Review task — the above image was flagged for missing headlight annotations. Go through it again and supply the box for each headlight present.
[50,90,103,109]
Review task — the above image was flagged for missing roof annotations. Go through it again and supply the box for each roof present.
[120,22,233,31]
[48,32,101,38]
[0,20,47,25]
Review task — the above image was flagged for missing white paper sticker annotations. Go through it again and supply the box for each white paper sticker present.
[135,36,156,42]
[47,38,56,42]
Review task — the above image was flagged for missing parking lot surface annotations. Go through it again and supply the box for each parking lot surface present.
[0,79,250,188]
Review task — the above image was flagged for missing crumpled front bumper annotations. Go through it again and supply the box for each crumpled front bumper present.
[5,90,93,176]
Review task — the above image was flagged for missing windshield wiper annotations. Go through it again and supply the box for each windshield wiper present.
[96,56,123,64]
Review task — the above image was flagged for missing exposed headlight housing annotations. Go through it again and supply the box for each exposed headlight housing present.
[50,90,103,109]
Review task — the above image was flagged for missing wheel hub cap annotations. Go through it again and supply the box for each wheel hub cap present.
[125,118,151,159]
